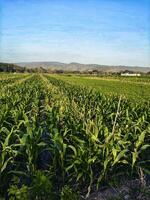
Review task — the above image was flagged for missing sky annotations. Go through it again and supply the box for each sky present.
[0,0,150,66]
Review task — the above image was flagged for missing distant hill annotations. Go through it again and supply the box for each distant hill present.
[17,62,150,73]
[0,62,47,73]
[1,62,149,73]
[0,62,25,72]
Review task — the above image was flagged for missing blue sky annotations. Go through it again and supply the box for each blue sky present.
[0,0,150,66]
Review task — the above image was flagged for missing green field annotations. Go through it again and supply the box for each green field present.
[0,73,150,199]
[49,74,150,101]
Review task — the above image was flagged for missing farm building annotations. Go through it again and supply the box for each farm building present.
[121,72,141,76]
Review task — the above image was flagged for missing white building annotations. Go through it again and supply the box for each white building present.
[121,73,141,77]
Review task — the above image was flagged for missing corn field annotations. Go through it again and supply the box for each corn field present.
[0,74,150,199]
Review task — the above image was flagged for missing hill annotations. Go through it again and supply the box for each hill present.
[0,62,150,73]
[0,62,25,72]
[17,62,150,73]
[0,62,47,73]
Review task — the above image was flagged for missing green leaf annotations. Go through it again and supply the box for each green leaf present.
[112,150,128,166]
[132,151,138,168]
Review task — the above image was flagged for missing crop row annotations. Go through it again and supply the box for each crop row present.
[0,74,149,199]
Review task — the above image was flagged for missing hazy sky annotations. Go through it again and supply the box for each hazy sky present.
[0,0,150,66]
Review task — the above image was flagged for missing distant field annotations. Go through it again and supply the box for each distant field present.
[49,74,150,101]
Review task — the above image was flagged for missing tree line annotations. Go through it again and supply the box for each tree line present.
[0,62,150,75]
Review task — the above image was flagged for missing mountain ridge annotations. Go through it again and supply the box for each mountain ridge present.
[16,61,150,73]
